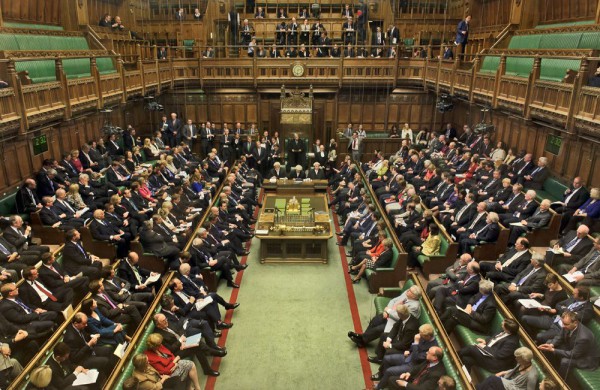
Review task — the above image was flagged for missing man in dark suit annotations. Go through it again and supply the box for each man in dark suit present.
[39,196,82,231]
[433,261,480,313]
[0,312,40,366]
[62,229,103,279]
[441,279,497,334]
[90,209,130,258]
[458,212,501,255]
[15,178,42,214]
[0,231,37,273]
[455,15,471,58]
[39,252,89,302]
[105,134,123,157]
[122,126,139,152]
[480,237,532,283]
[0,282,57,339]
[558,239,600,286]
[459,318,520,372]
[48,342,98,389]
[267,161,286,179]
[539,311,600,377]
[102,265,153,315]
[387,346,446,390]
[488,183,525,214]
[426,254,471,299]
[508,199,553,245]
[167,112,181,147]
[287,133,305,169]
[499,190,538,225]
[152,313,222,377]
[494,254,547,305]
[3,215,49,261]
[89,279,142,331]
[371,304,419,362]
[308,162,325,180]
[551,177,590,215]
[253,140,268,176]
[19,266,73,313]
[288,164,306,180]
[442,193,476,233]
[546,224,594,266]
[117,251,162,294]
[63,312,117,378]
[181,119,197,150]
[139,220,179,264]
[520,157,550,190]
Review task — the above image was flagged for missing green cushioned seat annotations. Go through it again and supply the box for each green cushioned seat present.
[0,33,21,50]
[572,320,600,390]
[534,178,568,203]
[374,281,415,315]
[15,59,57,83]
[539,33,582,49]
[590,286,600,298]
[97,57,116,74]
[64,58,92,79]
[534,20,595,29]
[480,56,500,74]
[579,32,600,50]
[540,58,581,82]
[366,243,399,281]
[508,35,542,50]
[3,22,64,31]
[505,57,534,78]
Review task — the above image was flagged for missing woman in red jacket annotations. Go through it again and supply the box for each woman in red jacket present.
[144,333,203,390]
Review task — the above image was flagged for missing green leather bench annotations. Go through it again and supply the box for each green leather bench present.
[479,56,500,74]
[113,321,156,390]
[3,22,64,31]
[0,188,30,221]
[417,226,458,276]
[535,178,568,203]
[366,242,404,293]
[572,319,600,390]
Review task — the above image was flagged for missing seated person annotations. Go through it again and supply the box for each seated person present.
[89,280,142,333]
[426,253,471,299]
[458,211,500,255]
[480,237,531,283]
[0,283,57,339]
[433,261,480,314]
[459,318,520,373]
[117,251,162,294]
[557,237,600,286]
[475,347,538,390]
[80,298,127,346]
[507,199,552,246]
[38,252,89,302]
[19,266,73,314]
[546,224,593,266]
[513,273,568,320]
[132,353,175,389]
[494,254,547,305]
[369,304,419,363]
[538,310,599,377]
[144,333,204,388]
[348,238,393,283]
[48,342,98,389]
[440,279,497,334]
[387,347,447,390]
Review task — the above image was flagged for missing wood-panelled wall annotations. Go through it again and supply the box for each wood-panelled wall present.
[471,0,512,29]
[1,0,61,25]
[448,103,600,188]
[537,0,597,24]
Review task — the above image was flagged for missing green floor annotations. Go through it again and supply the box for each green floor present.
[210,233,377,390]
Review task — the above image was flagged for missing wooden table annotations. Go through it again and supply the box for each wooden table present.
[255,193,332,263]
[262,179,328,194]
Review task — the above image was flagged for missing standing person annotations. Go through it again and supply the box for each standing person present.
[348,132,362,162]
[228,6,240,46]
[455,15,471,60]
[181,119,197,152]
[167,113,181,148]
[287,133,305,170]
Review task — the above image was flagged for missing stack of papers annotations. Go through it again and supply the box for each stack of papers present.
[517,299,551,310]
[73,369,100,386]
[184,333,203,347]
[563,271,584,283]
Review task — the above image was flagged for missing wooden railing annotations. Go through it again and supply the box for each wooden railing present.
[1,47,599,136]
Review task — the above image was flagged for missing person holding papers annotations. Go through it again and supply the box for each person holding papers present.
[558,238,600,286]
[546,224,594,267]
[513,274,567,320]
[144,332,210,386]
[48,342,100,389]
[459,318,520,372]
[494,254,547,306]
[440,279,497,335]
[117,251,162,294]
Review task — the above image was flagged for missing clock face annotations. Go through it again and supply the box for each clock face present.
[292,64,304,77]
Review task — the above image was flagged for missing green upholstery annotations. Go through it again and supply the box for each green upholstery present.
[97,57,116,74]
[539,32,582,49]
[508,35,542,50]
[0,33,21,50]
[0,190,18,216]
[534,178,568,203]
[572,320,600,390]
[579,32,600,49]
[365,241,399,281]
[505,57,534,78]
[479,56,500,74]
[183,39,195,51]
[3,22,64,31]
[417,235,448,266]
[534,20,595,29]
[540,58,581,81]
[63,58,92,79]
[590,285,600,298]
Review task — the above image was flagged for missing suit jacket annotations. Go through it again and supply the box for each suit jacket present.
[19,279,61,309]
[139,228,178,257]
[63,324,98,363]
[167,118,182,135]
[555,297,594,324]
[524,208,551,230]
[455,202,476,227]
[373,248,393,268]
[117,260,150,287]
[466,293,497,328]
[39,206,61,225]
[2,226,32,252]
[15,186,40,214]
[0,236,17,264]
[89,218,120,241]
[454,274,481,307]
[106,140,123,156]
[455,20,469,44]
[511,265,547,294]
[182,124,197,140]
[400,360,446,390]
[573,249,600,281]
[526,166,550,189]
[288,170,306,180]
[482,333,520,369]
[562,187,590,210]
[549,323,599,370]
[39,263,69,290]
[474,222,500,243]
[62,241,94,274]
[497,249,532,277]
[387,315,420,351]
[267,168,286,179]
[307,169,325,180]
[556,231,594,263]
[513,200,537,219]
[48,356,78,388]
[0,298,44,325]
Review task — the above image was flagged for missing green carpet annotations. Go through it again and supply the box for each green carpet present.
[210,235,370,389]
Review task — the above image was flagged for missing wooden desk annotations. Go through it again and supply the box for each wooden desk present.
[262,179,328,194]
[255,193,332,263]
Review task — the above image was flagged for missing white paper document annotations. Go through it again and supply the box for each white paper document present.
[72,369,99,386]
[113,342,128,358]
[517,299,551,310]
[195,296,214,311]
[562,271,584,283]
[145,273,161,284]
[184,333,203,347]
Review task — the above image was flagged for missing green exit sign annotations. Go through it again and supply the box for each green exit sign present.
[545,134,562,156]
[33,134,48,155]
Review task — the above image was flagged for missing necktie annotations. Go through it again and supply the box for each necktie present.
[0,242,10,255]
[487,332,507,347]
[563,236,580,251]
[130,262,143,284]
[102,293,117,309]
[27,188,36,203]
[412,364,430,385]
[127,199,139,212]
[469,213,483,229]
[49,265,62,277]
[583,251,600,273]
[475,224,489,237]
[62,200,75,213]
[517,268,536,286]
[471,295,487,311]
[34,281,57,301]
[15,299,32,314]
[531,167,541,176]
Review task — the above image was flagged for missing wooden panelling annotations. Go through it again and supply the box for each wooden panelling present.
[537,0,597,24]
[1,0,61,25]
[471,0,512,29]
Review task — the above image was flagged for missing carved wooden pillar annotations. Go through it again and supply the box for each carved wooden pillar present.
[566,57,588,133]
[8,60,28,133]
[524,56,541,119]
[468,55,480,103]
[90,57,102,109]
[492,54,506,109]
[117,55,127,104]
[56,58,72,120]
[137,44,146,96]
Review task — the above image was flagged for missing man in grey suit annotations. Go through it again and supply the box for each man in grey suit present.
[507,199,552,246]
[182,119,197,150]
[558,238,600,286]
[539,311,599,378]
